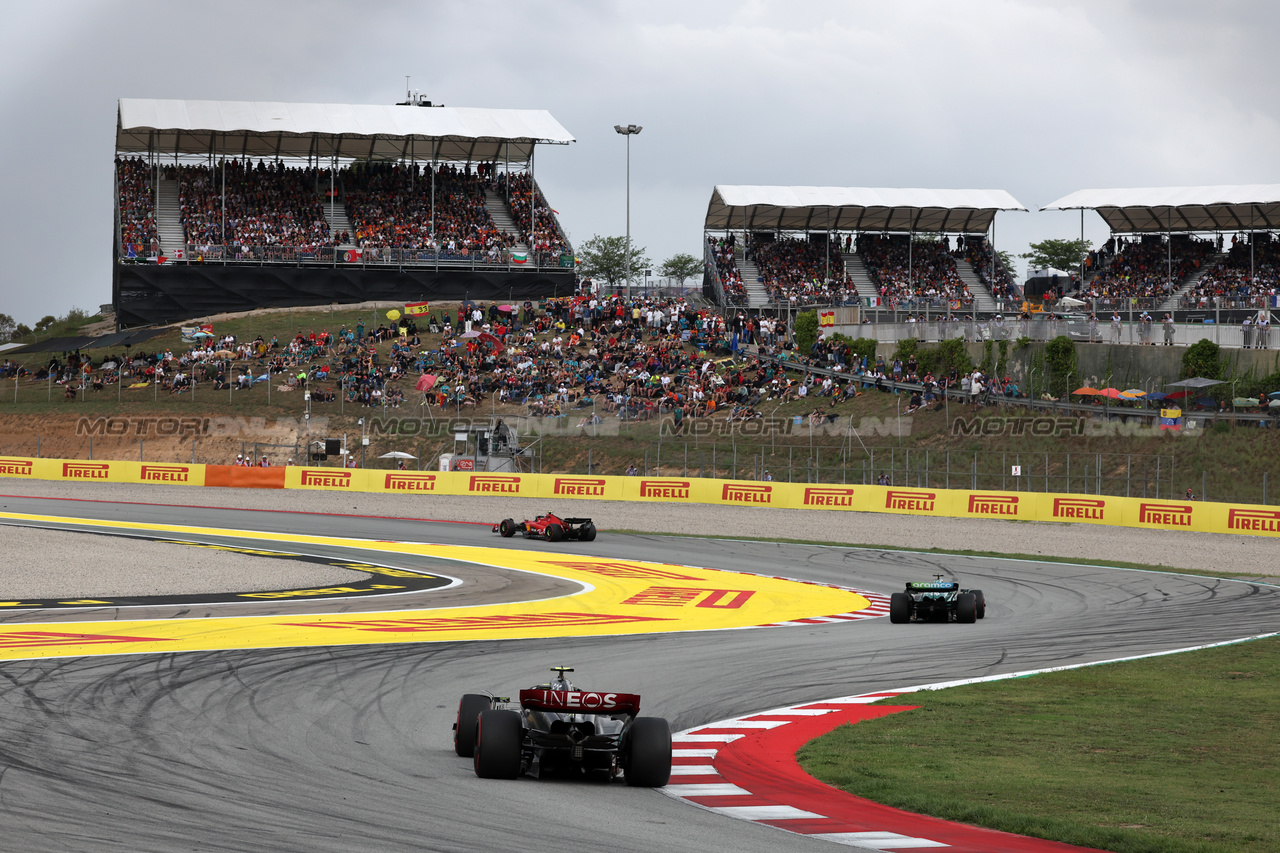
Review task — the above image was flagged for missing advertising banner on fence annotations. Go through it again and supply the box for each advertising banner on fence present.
[2,458,1279,539]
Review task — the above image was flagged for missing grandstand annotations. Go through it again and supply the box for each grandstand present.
[702,186,1025,314]
[1042,186,1280,315]
[113,98,577,326]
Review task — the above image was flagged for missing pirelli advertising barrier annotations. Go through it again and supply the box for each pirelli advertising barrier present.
[2,455,1279,539]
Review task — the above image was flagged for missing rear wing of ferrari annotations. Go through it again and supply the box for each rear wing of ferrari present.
[519,689,641,716]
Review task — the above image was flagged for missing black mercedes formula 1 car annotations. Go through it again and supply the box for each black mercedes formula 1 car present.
[889,575,986,624]
[493,512,596,542]
[452,666,671,786]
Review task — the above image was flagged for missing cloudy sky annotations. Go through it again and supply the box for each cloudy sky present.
[1,0,1277,325]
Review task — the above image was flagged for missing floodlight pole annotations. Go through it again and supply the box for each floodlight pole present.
[615,124,642,299]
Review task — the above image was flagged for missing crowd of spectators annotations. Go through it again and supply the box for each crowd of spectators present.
[116,156,158,258]
[342,162,511,261]
[1179,234,1280,309]
[1080,235,1215,302]
[748,236,851,306]
[494,172,571,265]
[176,160,332,256]
[707,235,747,304]
[961,237,1019,305]
[859,234,973,309]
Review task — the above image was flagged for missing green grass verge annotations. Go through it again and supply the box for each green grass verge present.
[798,637,1280,853]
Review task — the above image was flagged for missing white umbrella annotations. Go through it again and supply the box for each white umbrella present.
[1058,296,1087,307]
[378,451,417,459]
[101,361,118,370]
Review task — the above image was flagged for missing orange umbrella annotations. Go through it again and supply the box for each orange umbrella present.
[1097,388,1122,398]
[1072,387,1100,395]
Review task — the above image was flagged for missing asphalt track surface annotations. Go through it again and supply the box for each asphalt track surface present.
[1,496,1278,853]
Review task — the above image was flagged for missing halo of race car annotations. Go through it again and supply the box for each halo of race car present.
[454,666,672,786]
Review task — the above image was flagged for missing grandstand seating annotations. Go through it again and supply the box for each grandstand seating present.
[1078,235,1214,302]
[175,160,331,254]
[748,236,851,306]
[858,234,975,310]
[116,157,157,258]
[117,158,572,267]
[706,236,747,305]
[1178,236,1280,309]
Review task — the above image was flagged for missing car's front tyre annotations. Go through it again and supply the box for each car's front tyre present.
[498,518,516,538]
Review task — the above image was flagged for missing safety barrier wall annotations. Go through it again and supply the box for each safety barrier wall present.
[2,456,1278,539]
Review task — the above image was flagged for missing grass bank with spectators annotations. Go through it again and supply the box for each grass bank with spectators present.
[799,635,1280,853]
[1,303,1278,503]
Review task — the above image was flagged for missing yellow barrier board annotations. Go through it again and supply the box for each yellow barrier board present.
[0,511,871,660]
[1,457,1277,538]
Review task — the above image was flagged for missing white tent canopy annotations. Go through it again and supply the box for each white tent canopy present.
[116,99,575,163]
[705,185,1027,233]
[1042,185,1280,233]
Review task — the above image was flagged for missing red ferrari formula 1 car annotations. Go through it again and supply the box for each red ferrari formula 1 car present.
[494,512,597,542]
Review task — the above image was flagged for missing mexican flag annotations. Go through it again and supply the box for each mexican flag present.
[512,251,529,265]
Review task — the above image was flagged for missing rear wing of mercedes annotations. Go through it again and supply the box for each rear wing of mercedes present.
[519,689,641,716]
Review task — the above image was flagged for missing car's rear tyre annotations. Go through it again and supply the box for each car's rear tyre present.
[454,693,492,757]
[971,589,986,619]
[888,592,911,623]
[474,709,522,779]
[579,522,597,542]
[546,523,564,542]
[498,518,516,538]
[956,593,978,624]
[625,716,672,787]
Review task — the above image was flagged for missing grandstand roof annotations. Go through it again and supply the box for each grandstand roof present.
[705,186,1027,233]
[116,99,574,162]
[1042,185,1280,233]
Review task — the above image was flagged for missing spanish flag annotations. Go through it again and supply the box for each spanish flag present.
[404,301,430,316]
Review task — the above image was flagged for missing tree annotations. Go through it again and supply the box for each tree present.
[0,313,14,342]
[577,235,651,290]
[1181,339,1222,380]
[1020,238,1091,274]
[34,315,56,333]
[660,252,702,287]
[793,311,819,355]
